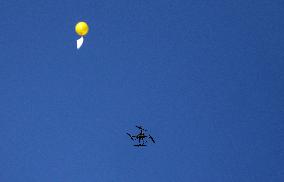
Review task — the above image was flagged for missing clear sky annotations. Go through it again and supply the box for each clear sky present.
[0,0,283,181]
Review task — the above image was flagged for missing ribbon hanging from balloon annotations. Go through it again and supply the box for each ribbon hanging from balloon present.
[75,22,89,50]
[77,36,84,49]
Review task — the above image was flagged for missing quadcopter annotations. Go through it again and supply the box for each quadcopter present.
[127,126,155,147]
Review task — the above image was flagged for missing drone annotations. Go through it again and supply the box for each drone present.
[127,126,155,147]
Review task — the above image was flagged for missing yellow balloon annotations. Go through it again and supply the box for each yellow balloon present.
[75,22,89,36]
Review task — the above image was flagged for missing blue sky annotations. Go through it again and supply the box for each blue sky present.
[0,0,283,181]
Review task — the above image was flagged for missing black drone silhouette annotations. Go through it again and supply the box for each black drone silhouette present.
[127,126,155,147]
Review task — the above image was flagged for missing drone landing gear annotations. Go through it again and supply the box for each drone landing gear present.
[134,144,147,147]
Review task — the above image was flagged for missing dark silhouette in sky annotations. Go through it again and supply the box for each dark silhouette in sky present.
[127,126,155,147]
[0,0,283,181]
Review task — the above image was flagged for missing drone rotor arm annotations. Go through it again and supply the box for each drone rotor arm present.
[126,133,134,141]
[149,135,155,143]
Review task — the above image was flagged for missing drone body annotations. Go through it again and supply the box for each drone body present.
[127,126,155,147]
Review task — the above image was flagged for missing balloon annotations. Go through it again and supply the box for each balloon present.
[75,22,89,36]
[75,21,89,49]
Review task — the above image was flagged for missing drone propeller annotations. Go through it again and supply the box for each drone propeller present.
[149,135,155,143]
[136,126,143,129]
[136,126,147,131]
[126,133,134,141]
